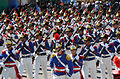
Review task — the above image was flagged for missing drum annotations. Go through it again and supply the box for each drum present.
[112,70,120,79]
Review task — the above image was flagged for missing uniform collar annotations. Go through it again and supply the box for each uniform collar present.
[57,52,64,56]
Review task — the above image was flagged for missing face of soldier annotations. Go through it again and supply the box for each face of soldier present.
[8,29,13,34]
[6,44,12,50]
[117,35,120,39]
[71,50,77,56]
[66,32,72,37]
[79,30,83,35]
[56,48,63,54]
[84,40,90,45]
[38,35,42,41]
[113,24,118,29]
[102,38,107,43]
[30,26,34,30]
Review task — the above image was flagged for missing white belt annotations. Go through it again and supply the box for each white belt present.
[55,68,66,71]
[86,56,95,59]
[22,54,31,57]
[102,54,110,57]
[5,63,16,65]
[73,68,80,71]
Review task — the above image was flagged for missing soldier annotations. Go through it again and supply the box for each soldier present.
[0,34,4,53]
[80,35,98,79]
[64,26,75,54]
[17,33,34,79]
[113,31,120,57]
[50,33,64,52]
[50,42,73,79]
[33,31,50,79]
[0,39,21,79]
[74,26,86,47]
[98,33,115,79]
[70,44,84,79]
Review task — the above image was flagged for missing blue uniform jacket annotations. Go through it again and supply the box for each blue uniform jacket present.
[0,49,20,64]
[80,44,99,61]
[17,41,34,55]
[98,42,115,58]
[50,53,73,77]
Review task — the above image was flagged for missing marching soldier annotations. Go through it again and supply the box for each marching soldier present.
[33,31,50,79]
[98,33,115,79]
[0,39,21,79]
[50,42,73,79]
[113,31,120,57]
[80,35,98,79]
[50,33,64,52]
[74,26,86,47]
[64,26,75,54]
[70,44,84,79]
[17,33,34,79]
[0,34,4,53]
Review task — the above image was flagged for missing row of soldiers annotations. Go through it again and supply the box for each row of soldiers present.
[0,0,120,79]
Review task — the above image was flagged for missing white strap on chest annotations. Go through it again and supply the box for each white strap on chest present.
[6,51,16,63]
[56,54,66,67]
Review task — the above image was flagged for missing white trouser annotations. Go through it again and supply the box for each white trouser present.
[82,60,97,79]
[53,75,66,79]
[71,71,81,79]
[21,0,28,5]
[100,57,113,79]
[18,57,33,79]
[34,55,48,79]
[2,67,16,79]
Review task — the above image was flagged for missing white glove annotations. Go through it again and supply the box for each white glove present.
[90,46,94,52]
[25,41,29,46]
[96,57,103,64]
[0,62,5,67]
[12,49,17,55]
[105,43,109,48]
[51,69,54,74]
[40,41,45,46]
[75,55,79,60]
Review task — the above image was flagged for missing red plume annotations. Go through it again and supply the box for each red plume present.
[72,39,74,42]
[79,22,81,24]
[47,10,49,14]
[54,33,60,40]
[6,15,8,17]
[113,56,120,68]
[88,11,90,14]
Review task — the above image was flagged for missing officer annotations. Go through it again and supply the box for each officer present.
[33,31,50,79]
[0,39,20,79]
[70,44,84,79]
[98,33,115,79]
[50,42,73,79]
[17,33,34,79]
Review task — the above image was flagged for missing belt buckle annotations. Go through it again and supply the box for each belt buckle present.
[58,69,60,71]
[24,55,27,57]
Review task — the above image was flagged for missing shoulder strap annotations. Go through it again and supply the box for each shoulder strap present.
[56,54,66,67]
